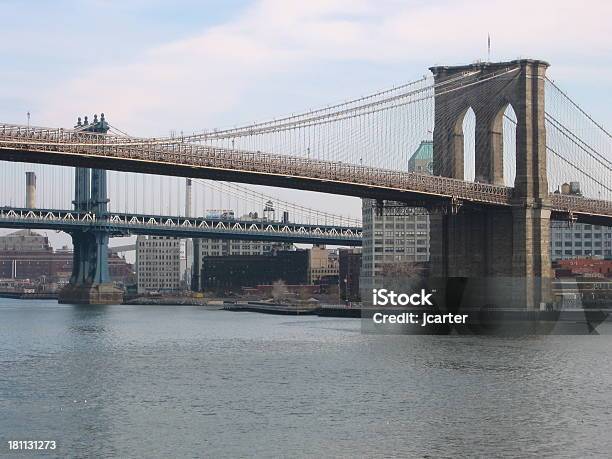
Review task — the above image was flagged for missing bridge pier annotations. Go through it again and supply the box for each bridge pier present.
[59,229,122,304]
[429,60,553,310]
[430,204,552,310]
[58,115,123,305]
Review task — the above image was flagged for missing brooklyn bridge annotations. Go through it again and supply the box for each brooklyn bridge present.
[1,59,610,308]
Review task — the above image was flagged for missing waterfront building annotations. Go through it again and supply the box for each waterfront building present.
[201,250,309,293]
[0,230,133,284]
[136,235,182,294]
[338,248,361,302]
[0,229,49,252]
[308,245,339,285]
[550,182,612,260]
[360,141,432,295]
[191,209,293,291]
[551,222,612,260]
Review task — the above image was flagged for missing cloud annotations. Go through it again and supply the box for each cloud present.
[36,0,610,135]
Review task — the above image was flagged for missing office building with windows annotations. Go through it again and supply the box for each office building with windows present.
[360,141,432,294]
[551,222,612,260]
[136,236,182,294]
[550,182,612,261]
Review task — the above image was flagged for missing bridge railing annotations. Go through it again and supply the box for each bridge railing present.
[0,124,515,205]
[551,194,612,217]
[1,124,611,218]
[0,207,363,239]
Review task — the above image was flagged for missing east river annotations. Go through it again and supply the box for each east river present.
[1,299,612,457]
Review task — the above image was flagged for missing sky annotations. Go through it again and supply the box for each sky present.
[1,0,610,250]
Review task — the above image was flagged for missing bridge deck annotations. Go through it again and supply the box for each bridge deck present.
[0,207,362,246]
[1,124,611,224]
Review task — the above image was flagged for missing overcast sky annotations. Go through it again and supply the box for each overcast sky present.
[1,0,610,249]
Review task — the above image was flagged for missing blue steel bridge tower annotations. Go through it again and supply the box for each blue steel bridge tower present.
[58,114,123,304]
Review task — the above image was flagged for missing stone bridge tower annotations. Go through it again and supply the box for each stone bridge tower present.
[429,59,552,310]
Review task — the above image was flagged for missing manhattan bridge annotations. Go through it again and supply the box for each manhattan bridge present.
[0,59,610,308]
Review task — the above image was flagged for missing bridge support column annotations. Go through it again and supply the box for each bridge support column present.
[510,60,553,309]
[59,229,122,304]
[59,115,123,305]
[430,205,516,310]
[510,205,552,309]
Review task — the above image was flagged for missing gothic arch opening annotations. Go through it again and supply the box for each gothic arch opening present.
[489,103,517,187]
[502,104,517,187]
[460,107,476,182]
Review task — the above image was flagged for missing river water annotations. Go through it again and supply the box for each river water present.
[1,299,612,458]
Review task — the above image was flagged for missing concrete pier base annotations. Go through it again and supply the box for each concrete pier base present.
[58,283,123,305]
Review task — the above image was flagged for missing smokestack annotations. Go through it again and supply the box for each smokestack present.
[26,172,36,208]
[185,178,192,217]
[184,178,194,289]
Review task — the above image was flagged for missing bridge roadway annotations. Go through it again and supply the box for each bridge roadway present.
[1,124,611,226]
[0,206,362,246]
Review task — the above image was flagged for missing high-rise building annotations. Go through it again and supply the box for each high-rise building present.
[360,141,432,294]
[136,236,182,294]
